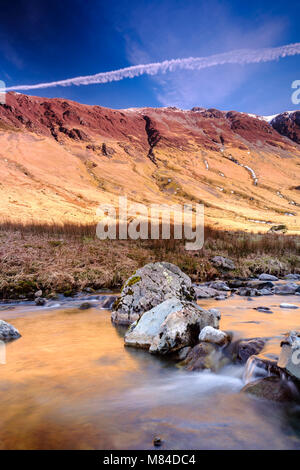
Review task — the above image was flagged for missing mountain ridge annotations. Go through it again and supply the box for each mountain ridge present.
[0,92,299,232]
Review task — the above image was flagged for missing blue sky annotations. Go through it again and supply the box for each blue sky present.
[0,0,299,114]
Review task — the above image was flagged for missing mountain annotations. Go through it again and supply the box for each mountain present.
[0,92,299,232]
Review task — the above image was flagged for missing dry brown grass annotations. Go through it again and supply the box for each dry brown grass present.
[0,221,299,299]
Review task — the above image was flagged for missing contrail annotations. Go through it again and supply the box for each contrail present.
[4,42,300,92]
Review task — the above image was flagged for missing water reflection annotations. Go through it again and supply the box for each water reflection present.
[0,294,299,449]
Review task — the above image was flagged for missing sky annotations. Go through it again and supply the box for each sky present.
[0,0,299,114]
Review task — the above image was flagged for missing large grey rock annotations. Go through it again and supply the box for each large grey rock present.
[258,274,278,281]
[149,303,219,355]
[211,256,235,271]
[124,298,183,349]
[0,320,21,342]
[278,332,300,380]
[125,298,220,354]
[111,262,196,325]
[274,283,299,295]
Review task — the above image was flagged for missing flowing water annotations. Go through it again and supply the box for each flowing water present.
[0,293,300,449]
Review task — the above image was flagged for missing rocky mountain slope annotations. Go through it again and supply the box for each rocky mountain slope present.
[0,92,299,232]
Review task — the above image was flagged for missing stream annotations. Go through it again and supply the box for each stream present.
[0,293,300,449]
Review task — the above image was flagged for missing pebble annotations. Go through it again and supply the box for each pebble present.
[153,437,163,447]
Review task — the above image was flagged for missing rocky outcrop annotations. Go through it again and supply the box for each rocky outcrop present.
[0,320,21,342]
[124,298,220,354]
[111,262,196,325]
[143,115,160,164]
[270,111,300,144]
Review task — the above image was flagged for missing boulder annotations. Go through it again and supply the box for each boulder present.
[274,283,299,295]
[176,346,192,361]
[209,281,230,291]
[242,376,297,402]
[242,340,300,402]
[79,302,92,310]
[180,342,227,372]
[227,279,247,289]
[198,326,230,346]
[243,354,281,380]
[258,274,278,281]
[0,320,21,342]
[237,287,259,297]
[125,298,220,355]
[194,285,219,299]
[234,338,267,363]
[246,280,275,290]
[35,297,46,306]
[259,288,273,296]
[150,302,220,355]
[211,256,235,271]
[284,274,300,281]
[124,298,184,349]
[215,295,227,301]
[111,262,196,325]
